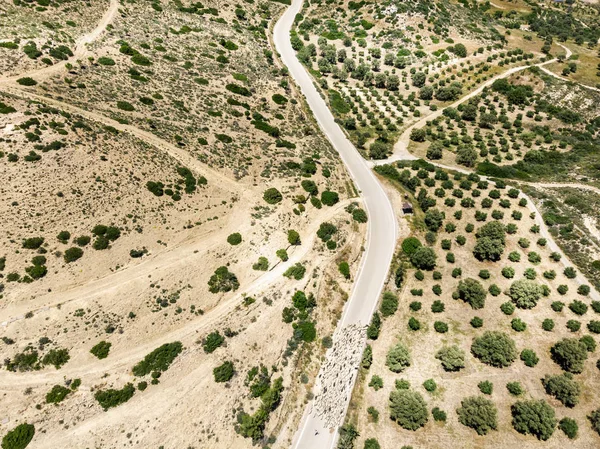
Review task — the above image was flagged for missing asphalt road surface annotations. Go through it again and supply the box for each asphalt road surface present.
[273,0,398,447]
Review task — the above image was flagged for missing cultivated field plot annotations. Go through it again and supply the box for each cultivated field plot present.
[290,0,574,159]
[407,70,600,175]
[347,161,600,448]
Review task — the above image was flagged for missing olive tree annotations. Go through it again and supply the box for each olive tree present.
[410,247,437,270]
[456,396,498,435]
[542,373,580,408]
[386,342,411,373]
[389,389,428,430]
[509,279,543,309]
[550,338,588,374]
[435,345,466,372]
[511,400,556,441]
[471,331,517,368]
[456,278,487,309]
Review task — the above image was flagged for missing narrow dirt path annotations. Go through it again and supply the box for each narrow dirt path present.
[0,0,120,84]
[0,200,353,388]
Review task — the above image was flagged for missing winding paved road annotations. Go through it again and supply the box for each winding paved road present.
[273,0,398,447]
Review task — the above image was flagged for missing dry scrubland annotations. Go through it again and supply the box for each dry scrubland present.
[0,0,112,76]
[0,0,369,447]
[349,161,600,448]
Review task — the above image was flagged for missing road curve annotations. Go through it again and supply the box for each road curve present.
[273,0,398,447]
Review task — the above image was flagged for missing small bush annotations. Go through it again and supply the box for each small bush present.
[213,361,235,383]
[386,343,411,373]
[457,396,498,435]
[95,383,135,410]
[90,341,111,359]
[1,423,35,449]
[64,247,83,263]
[227,233,242,245]
[520,349,539,367]
[558,417,578,439]
[380,292,398,317]
[478,381,493,395]
[132,342,183,376]
[45,385,71,404]
[263,188,282,204]
[17,77,37,86]
[507,382,523,396]
[471,331,517,368]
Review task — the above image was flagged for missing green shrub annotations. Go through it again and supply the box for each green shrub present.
[283,263,306,280]
[410,247,437,270]
[75,235,92,246]
[478,381,493,395]
[45,385,71,404]
[132,342,183,376]
[213,361,234,382]
[423,379,437,392]
[369,375,383,391]
[401,237,422,255]
[208,266,239,293]
[321,191,339,206]
[272,93,288,105]
[1,423,35,449]
[471,331,517,368]
[432,407,447,422]
[22,237,44,250]
[95,383,135,410]
[380,292,398,317]
[589,408,600,436]
[511,318,527,332]
[558,417,578,439]
[252,257,269,271]
[569,300,588,316]
[367,312,381,340]
[98,56,115,66]
[511,400,556,441]
[338,261,350,279]
[263,188,282,204]
[227,233,242,245]
[64,247,83,263]
[507,381,523,396]
[551,338,588,373]
[42,348,70,369]
[434,345,465,372]
[520,349,539,367]
[389,389,428,430]
[456,278,486,309]
[542,373,580,407]
[352,208,368,223]
[457,396,498,435]
[386,343,411,372]
[471,316,483,328]
[509,279,542,309]
[226,83,251,96]
[434,321,448,333]
[116,101,135,111]
[93,237,109,250]
[90,341,111,359]
[16,77,37,86]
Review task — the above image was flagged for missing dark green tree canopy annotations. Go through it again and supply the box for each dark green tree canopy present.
[457,396,498,435]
